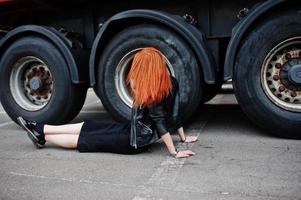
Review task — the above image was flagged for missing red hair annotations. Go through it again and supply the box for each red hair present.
[127,47,172,107]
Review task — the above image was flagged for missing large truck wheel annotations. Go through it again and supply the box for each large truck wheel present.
[95,24,204,122]
[233,10,301,139]
[0,36,87,124]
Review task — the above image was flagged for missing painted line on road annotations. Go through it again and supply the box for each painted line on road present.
[8,171,202,193]
[132,120,208,200]
[8,170,208,194]
[9,171,139,188]
[0,121,14,128]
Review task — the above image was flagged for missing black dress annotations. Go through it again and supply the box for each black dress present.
[77,77,182,154]
[77,120,148,154]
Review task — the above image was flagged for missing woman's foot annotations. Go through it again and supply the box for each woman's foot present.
[17,117,46,148]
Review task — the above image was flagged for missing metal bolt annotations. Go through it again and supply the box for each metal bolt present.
[275,63,282,69]
[291,91,297,98]
[273,75,280,81]
[285,53,291,60]
[278,85,285,92]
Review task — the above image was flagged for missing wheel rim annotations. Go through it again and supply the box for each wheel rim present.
[10,56,54,111]
[261,36,301,112]
[115,48,175,107]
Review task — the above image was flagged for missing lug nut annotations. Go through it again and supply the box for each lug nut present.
[278,85,285,92]
[275,63,282,69]
[291,91,297,98]
[273,75,280,81]
[285,53,291,60]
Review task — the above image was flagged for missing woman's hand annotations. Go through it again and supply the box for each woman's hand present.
[176,150,195,158]
[183,136,198,143]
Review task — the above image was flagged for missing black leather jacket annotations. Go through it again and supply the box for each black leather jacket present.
[130,77,182,147]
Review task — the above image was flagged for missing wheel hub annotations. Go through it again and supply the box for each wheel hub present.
[261,36,301,112]
[9,56,53,111]
[279,55,301,91]
[29,76,43,91]
[288,64,301,85]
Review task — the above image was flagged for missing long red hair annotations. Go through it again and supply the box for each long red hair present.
[127,47,172,107]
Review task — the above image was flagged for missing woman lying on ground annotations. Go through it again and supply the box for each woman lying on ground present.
[17,47,197,158]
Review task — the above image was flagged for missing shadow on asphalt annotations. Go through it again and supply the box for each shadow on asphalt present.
[187,104,277,139]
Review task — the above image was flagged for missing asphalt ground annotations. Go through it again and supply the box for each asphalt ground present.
[0,89,300,200]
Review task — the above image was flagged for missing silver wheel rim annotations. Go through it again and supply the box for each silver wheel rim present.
[261,36,301,112]
[115,48,175,107]
[10,56,54,111]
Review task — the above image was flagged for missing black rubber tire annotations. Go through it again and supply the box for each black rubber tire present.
[95,23,204,122]
[0,36,87,124]
[233,10,301,139]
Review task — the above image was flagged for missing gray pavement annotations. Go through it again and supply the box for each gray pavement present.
[0,89,300,200]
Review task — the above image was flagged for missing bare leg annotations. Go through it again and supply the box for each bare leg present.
[44,122,84,135]
[45,134,79,149]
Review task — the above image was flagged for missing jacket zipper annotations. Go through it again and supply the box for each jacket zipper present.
[133,109,137,148]
[138,121,153,133]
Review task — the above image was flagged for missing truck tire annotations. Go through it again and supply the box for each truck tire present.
[233,10,301,139]
[0,36,87,124]
[95,24,203,122]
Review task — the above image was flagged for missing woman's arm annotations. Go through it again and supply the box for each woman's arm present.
[148,104,195,158]
[177,127,198,143]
